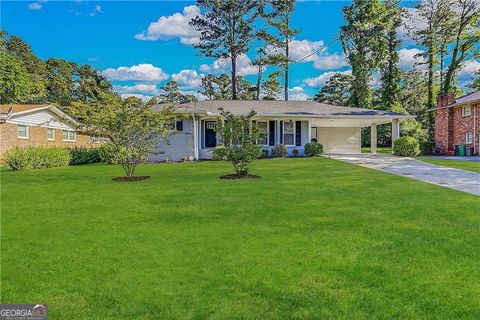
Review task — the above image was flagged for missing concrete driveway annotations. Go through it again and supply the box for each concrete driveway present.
[328,154,480,196]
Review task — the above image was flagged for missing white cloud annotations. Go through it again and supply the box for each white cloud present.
[199,54,257,76]
[171,69,204,89]
[103,64,169,82]
[458,60,480,80]
[114,84,160,95]
[288,40,325,62]
[303,70,352,88]
[27,2,42,10]
[134,5,201,45]
[269,39,348,70]
[120,94,154,101]
[313,54,348,70]
[288,86,309,101]
[89,4,103,16]
[398,48,426,70]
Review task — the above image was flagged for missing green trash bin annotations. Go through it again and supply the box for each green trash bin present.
[458,145,466,156]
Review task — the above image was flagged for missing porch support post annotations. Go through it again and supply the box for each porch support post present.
[370,123,377,155]
[192,114,198,160]
[307,120,311,144]
[391,119,400,154]
[276,120,280,145]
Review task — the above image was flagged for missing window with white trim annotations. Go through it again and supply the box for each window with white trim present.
[462,106,471,117]
[47,128,55,141]
[17,125,29,139]
[283,121,294,145]
[466,133,473,144]
[62,130,76,142]
[257,121,268,145]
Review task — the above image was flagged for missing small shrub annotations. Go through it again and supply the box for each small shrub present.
[272,144,288,158]
[212,145,227,161]
[3,147,71,171]
[258,149,270,159]
[98,143,115,164]
[69,147,101,165]
[419,140,435,155]
[393,137,420,157]
[291,149,300,157]
[304,142,323,157]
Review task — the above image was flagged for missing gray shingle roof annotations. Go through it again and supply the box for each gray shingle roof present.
[154,100,410,118]
[448,92,480,107]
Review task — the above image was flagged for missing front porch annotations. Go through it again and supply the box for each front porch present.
[193,116,401,159]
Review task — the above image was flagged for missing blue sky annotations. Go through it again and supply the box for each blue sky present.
[2,1,478,100]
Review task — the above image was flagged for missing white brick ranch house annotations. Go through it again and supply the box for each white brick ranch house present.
[151,100,412,162]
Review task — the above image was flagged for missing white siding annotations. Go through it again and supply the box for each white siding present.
[149,119,195,162]
[317,127,361,154]
[8,110,75,130]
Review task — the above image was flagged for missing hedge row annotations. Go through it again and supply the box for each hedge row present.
[3,146,103,171]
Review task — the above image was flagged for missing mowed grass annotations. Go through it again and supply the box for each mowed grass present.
[1,158,480,319]
[418,158,480,173]
[361,147,392,154]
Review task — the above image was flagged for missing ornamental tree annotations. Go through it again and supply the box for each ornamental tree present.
[82,95,175,177]
[215,109,260,177]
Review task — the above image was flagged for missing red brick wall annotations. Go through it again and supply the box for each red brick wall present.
[0,123,100,159]
[434,99,480,155]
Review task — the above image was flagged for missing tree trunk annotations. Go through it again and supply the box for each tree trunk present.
[256,65,262,100]
[285,39,289,101]
[231,56,237,100]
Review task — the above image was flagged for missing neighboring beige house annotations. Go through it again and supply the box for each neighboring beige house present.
[151,100,412,162]
[0,104,99,158]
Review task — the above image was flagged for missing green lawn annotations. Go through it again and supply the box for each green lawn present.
[2,158,480,319]
[417,158,480,173]
[361,147,392,154]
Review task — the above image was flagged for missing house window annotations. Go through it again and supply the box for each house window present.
[17,125,29,139]
[462,106,471,117]
[310,127,318,142]
[62,130,76,142]
[47,128,55,141]
[466,133,473,144]
[283,121,294,145]
[257,121,268,145]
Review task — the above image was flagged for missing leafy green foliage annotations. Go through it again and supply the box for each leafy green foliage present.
[82,96,175,177]
[190,0,258,99]
[215,109,260,175]
[212,145,228,161]
[393,137,420,157]
[3,147,71,170]
[69,147,101,165]
[291,149,300,157]
[340,0,387,108]
[304,142,324,157]
[0,51,31,103]
[258,148,270,159]
[312,73,353,106]
[158,81,197,104]
[271,144,288,158]
[98,143,116,164]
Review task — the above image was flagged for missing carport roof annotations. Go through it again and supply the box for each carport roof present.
[154,100,412,119]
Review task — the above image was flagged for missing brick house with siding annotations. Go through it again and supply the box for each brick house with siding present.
[433,92,480,155]
[0,104,99,159]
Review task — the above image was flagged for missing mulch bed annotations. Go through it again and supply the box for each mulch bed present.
[219,174,261,179]
[112,176,151,182]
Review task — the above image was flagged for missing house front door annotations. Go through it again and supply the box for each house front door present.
[205,121,217,148]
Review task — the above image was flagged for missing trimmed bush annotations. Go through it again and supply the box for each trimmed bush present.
[419,140,435,156]
[69,147,101,165]
[393,137,420,157]
[272,144,288,158]
[212,145,227,161]
[258,149,269,159]
[291,149,300,157]
[3,147,71,171]
[304,142,323,157]
[98,143,115,164]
